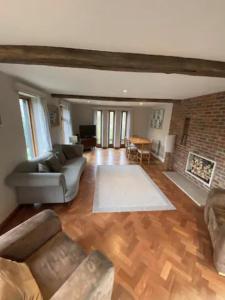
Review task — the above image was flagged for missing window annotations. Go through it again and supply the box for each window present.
[60,103,73,144]
[120,111,128,146]
[108,111,115,146]
[19,95,52,159]
[96,110,102,146]
[19,97,37,160]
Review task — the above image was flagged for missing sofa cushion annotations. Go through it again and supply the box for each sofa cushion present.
[15,153,52,173]
[62,157,86,199]
[45,156,62,172]
[0,257,43,300]
[213,206,225,227]
[208,208,219,248]
[38,162,50,173]
[26,232,85,299]
[56,151,66,165]
[62,145,78,160]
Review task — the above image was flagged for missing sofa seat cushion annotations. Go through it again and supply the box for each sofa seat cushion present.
[213,206,225,227]
[26,232,86,299]
[63,157,86,196]
[64,156,86,169]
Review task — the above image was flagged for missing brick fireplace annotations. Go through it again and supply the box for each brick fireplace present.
[169,92,225,190]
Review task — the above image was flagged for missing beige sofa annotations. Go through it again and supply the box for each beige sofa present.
[0,210,115,299]
[204,188,225,275]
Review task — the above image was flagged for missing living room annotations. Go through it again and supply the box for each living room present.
[0,1,225,300]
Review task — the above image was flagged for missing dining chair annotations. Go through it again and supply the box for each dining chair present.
[136,143,152,164]
[125,138,137,160]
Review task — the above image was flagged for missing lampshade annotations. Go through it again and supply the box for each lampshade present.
[69,135,78,144]
[165,135,176,153]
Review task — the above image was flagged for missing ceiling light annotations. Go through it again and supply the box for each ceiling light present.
[123,89,127,93]
[139,102,143,106]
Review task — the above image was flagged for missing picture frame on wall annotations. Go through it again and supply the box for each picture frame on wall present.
[151,109,164,129]
[48,104,60,127]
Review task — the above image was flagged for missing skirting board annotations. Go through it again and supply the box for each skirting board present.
[163,171,209,207]
[151,152,165,162]
[0,207,18,233]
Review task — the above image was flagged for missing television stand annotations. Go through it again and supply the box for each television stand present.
[80,137,96,150]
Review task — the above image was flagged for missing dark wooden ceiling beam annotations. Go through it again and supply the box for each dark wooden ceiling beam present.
[51,93,177,103]
[0,45,225,77]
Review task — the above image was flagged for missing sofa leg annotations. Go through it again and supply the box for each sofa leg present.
[33,203,42,209]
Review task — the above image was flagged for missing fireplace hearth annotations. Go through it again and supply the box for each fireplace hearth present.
[185,152,216,187]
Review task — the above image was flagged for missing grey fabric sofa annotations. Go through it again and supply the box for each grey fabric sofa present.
[0,210,115,299]
[7,144,86,204]
[204,188,225,275]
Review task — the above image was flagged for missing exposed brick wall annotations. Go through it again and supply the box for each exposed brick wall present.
[169,92,225,190]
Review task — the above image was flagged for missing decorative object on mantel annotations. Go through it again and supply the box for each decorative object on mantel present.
[186,152,216,187]
[48,104,60,127]
[164,135,176,171]
[151,109,164,129]
[181,117,191,146]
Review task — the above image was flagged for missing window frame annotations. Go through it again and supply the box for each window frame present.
[19,96,38,159]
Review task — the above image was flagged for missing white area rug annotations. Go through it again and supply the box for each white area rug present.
[93,165,175,213]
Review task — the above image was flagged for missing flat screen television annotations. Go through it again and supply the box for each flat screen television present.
[79,125,96,138]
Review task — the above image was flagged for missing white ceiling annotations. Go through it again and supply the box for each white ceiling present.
[0,0,225,104]
[1,0,225,60]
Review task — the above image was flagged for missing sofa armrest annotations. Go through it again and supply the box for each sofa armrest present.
[7,172,66,189]
[204,188,225,224]
[62,144,84,157]
[213,224,225,274]
[51,251,114,300]
[0,210,61,261]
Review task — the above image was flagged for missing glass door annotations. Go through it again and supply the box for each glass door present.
[96,110,102,147]
[120,111,128,146]
[108,111,115,147]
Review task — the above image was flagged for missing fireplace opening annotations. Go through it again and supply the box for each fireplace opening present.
[185,152,216,187]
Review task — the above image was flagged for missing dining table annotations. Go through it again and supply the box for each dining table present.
[129,136,152,164]
[129,136,151,146]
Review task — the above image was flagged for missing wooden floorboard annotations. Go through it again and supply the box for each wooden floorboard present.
[1,148,225,300]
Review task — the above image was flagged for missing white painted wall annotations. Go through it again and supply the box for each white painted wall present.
[132,107,151,137]
[71,104,94,134]
[114,110,122,148]
[102,110,109,148]
[0,72,27,223]
[147,103,173,161]
[71,103,152,139]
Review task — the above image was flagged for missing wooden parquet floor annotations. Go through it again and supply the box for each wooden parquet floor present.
[1,148,225,300]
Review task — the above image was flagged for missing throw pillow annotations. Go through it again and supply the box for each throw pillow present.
[0,257,43,300]
[62,146,77,160]
[45,156,62,172]
[55,151,66,165]
[38,162,50,173]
